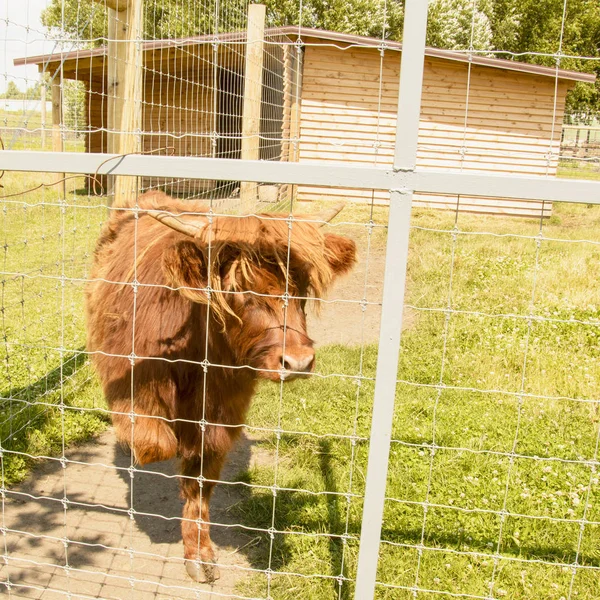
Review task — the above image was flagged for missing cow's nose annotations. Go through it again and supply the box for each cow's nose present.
[281,351,315,376]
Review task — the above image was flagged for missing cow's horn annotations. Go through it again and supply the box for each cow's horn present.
[147,210,205,237]
[315,202,345,226]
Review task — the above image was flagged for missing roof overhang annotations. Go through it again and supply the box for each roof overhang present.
[14,25,596,84]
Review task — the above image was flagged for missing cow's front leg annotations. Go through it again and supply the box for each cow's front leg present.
[179,451,226,583]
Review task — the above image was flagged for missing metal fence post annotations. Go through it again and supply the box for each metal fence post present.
[354,1,430,598]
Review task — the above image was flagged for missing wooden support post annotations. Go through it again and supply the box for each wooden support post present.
[278,44,292,205]
[51,74,63,153]
[288,46,303,203]
[51,71,66,197]
[289,47,303,164]
[96,0,143,206]
[279,43,302,205]
[40,72,47,150]
[240,3,266,206]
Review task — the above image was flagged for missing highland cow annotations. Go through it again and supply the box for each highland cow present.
[84,191,356,582]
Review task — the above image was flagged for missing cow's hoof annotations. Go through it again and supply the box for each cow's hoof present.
[185,558,221,583]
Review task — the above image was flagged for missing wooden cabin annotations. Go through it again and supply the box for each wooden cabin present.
[15,26,595,217]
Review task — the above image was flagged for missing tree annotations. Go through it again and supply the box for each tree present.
[63,81,87,137]
[427,0,493,51]
[263,0,404,39]
[41,0,405,42]
[40,0,600,114]
[25,83,42,100]
[41,0,107,47]
[487,0,600,115]
[2,81,23,99]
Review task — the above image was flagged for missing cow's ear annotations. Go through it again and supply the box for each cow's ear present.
[324,233,356,276]
[162,240,208,303]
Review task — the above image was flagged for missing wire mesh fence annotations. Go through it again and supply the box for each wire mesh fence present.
[1,0,600,599]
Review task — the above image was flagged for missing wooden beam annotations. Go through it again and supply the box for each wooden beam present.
[289,45,303,205]
[51,72,66,197]
[279,44,303,204]
[40,72,47,150]
[106,0,143,206]
[51,76,62,153]
[240,3,266,206]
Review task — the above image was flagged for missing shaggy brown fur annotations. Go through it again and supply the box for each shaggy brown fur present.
[84,191,356,582]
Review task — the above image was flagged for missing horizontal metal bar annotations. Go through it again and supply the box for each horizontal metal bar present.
[0,151,395,190]
[413,169,600,205]
[2,151,600,205]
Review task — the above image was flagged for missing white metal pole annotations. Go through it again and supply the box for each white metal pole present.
[2,151,600,204]
[353,1,430,598]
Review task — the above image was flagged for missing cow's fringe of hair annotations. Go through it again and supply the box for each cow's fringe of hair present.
[133,192,337,326]
[195,239,328,329]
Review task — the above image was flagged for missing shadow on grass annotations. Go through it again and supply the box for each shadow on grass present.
[224,433,362,596]
[1,347,87,437]
[319,438,350,600]
[228,432,600,593]
[0,346,107,484]
[5,419,599,597]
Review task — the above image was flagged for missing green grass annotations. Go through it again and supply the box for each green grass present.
[0,168,109,484]
[1,108,84,152]
[557,160,600,181]
[1,144,600,597]
[233,202,600,599]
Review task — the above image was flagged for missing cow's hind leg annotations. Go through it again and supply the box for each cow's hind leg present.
[110,378,178,465]
[180,430,234,583]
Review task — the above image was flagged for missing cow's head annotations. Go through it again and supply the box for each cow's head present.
[146,194,356,381]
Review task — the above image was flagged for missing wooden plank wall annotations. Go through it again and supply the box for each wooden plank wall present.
[85,59,216,195]
[297,44,572,217]
[142,65,215,194]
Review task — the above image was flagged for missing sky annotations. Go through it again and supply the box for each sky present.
[2,0,56,93]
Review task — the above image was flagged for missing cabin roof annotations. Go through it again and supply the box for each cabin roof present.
[14,25,596,84]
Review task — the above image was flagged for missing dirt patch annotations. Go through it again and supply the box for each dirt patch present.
[308,244,414,347]
[2,429,271,599]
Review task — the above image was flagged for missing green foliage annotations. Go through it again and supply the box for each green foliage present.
[263,0,404,39]
[486,0,600,115]
[41,0,404,42]
[62,80,87,136]
[39,0,600,115]
[428,0,493,51]
[2,81,24,99]
[41,0,108,46]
